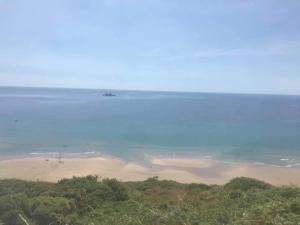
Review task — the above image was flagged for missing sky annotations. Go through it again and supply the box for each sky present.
[0,0,300,94]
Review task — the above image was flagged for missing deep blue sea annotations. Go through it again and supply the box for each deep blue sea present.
[1,86,300,167]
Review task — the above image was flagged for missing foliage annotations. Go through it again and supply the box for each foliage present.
[224,177,272,191]
[0,176,300,225]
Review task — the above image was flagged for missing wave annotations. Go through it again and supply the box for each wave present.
[280,158,290,161]
[29,151,99,157]
[286,163,300,168]
[30,152,60,155]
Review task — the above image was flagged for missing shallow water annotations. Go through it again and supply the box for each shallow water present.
[1,86,300,167]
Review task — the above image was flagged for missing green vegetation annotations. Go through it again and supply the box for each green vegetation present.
[1,176,300,225]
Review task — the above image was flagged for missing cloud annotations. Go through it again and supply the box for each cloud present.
[0,48,123,80]
[157,40,300,61]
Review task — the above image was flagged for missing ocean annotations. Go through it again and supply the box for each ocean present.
[1,86,300,167]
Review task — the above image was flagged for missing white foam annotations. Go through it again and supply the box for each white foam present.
[83,151,96,154]
[285,163,300,168]
[30,152,60,155]
[280,158,289,161]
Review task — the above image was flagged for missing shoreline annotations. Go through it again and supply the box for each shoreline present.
[1,156,300,186]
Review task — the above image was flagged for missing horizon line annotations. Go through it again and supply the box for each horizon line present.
[0,85,299,97]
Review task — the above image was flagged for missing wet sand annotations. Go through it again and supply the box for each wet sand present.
[0,157,300,186]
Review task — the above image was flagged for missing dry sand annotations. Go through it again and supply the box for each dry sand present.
[0,157,300,186]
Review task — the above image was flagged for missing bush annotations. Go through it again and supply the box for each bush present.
[1,210,24,225]
[224,177,272,191]
[102,178,129,201]
[1,176,300,225]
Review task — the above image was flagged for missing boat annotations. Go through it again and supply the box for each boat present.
[102,93,116,97]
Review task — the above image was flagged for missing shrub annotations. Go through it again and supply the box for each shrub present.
[224,177,272,191]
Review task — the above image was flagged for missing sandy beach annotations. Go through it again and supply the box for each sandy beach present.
[0,156,300,186]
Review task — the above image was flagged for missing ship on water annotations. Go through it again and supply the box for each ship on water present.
[102,93,116,97]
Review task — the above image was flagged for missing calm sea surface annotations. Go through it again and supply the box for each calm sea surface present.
[1,86,300,167]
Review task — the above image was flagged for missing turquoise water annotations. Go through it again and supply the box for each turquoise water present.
[1,86,300,167]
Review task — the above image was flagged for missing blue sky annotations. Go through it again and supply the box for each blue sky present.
[0,0,300,94]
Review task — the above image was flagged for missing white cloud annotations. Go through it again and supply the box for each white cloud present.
[158,40,300,61]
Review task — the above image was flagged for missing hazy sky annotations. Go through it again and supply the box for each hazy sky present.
[0,0,300,94]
